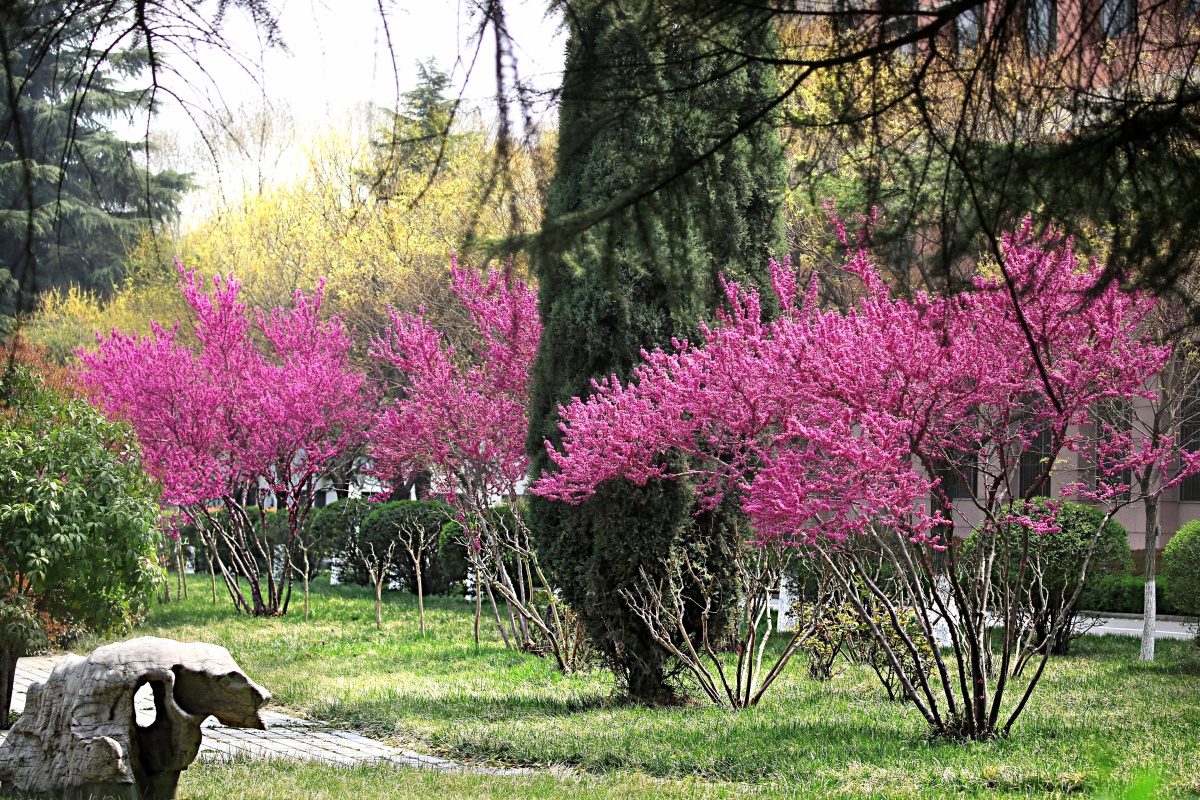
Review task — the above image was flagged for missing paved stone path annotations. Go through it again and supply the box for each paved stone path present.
[2,655,530,775]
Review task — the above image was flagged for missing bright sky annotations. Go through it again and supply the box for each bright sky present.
[154,0,565,208]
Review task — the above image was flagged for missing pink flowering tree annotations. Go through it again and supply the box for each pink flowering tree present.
[369,259,587,671]
[535,220,1200,735]
[78,262,369,617]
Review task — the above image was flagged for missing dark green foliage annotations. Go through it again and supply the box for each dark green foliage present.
[333,500,467,597]
[527,5,786,701]
[368,60,460,197]
[305,498,377,576]
[1162,522,1200,621]
[1080,574,1180,616]
[964,500,1132,655]
[0,0,189,326]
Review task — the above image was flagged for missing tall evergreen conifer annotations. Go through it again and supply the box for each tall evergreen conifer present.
[0,1,188,330]
[527,6,786,702]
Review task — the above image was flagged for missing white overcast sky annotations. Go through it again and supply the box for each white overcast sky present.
[152,0,565,193]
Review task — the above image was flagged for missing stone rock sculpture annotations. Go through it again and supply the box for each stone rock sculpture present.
[0,637,270,800]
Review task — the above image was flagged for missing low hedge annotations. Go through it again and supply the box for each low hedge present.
[1079,573,1181,616]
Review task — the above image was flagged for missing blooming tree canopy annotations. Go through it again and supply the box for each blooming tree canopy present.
[369,257,540,509]
[535,222,1183,541]
[77,262,368,616]
[533,219,1199,736]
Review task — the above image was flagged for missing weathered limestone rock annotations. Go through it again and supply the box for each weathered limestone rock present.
[0,637,269,800]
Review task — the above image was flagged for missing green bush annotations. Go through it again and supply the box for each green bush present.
[306,498,376,578]
[796,595,932,701]
[963,499,1132,655]
[334,500,467,596]
[1,366,162,726]
[1079,573,1180,616]
[846,607,935,702]
[1162,521,1200,620]
[798,601,860,681]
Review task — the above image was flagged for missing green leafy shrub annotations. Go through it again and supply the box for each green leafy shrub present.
[1162,521,1200,624]
[846,608,935,701]
[797,593,934,701]
[0,366,162,726]
[306,498,376,579]
[333,500,467,596]
[798,601,860,681]
[1079,573,1180,616]
[963,499,1132,655]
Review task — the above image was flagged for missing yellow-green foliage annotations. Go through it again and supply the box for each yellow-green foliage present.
[26,122,551,363]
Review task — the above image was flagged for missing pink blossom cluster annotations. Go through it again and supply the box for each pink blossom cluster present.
[77,261,369,508]
[368,257,541,509]
[533,220,1187,544]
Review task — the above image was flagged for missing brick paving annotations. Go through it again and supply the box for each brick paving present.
[3,655,531,775]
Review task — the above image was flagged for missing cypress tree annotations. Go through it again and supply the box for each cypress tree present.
[527,6,786,702]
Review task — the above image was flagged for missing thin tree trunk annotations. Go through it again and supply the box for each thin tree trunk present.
[1141,499,1160,661]
[209,552,217,605]
[485,581,512,649]
[0,646,20,731]
[416,563,425,638]
[375,579,384,630]
[474,570,482,650]
[178,540,189,599]
[302,550,311,623]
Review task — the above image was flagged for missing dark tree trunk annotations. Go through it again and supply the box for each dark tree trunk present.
[0,646,21,731]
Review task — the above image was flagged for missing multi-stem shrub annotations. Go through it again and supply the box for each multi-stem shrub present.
[962,500,1132,657]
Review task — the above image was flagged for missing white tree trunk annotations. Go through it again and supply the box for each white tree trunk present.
[1141,506,1159,661]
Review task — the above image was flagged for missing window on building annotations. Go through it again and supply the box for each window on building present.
[957,4,982,50]
[882,0,919,56]
[1180,393,1200,500]
[933,449,978,502]
[1019,428,1053,498]
[1092,400,1133,501]
[1100,0,1137,38]
[1027,0,1057,55]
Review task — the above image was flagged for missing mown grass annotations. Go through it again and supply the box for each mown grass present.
[88,575,1200,798]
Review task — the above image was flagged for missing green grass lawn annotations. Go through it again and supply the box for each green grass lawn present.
[85,575,1200,799]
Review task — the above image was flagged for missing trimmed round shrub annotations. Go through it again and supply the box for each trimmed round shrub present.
[963,499,1132,654]
[307,498,376,580]
[1162,521,1200,621]
[335,500,467,596]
